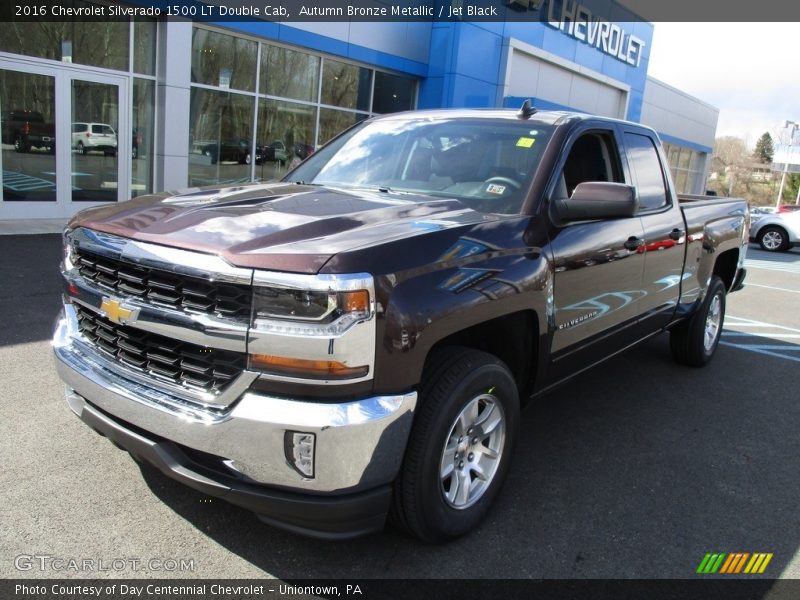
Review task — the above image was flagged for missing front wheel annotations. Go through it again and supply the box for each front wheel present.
[391,348,519,542]
[757,226,790,252]
[14,136,29,153]
[670,275,726,367]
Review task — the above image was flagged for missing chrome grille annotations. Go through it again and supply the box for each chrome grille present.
[75,249,251,319]
[75,304,246,392]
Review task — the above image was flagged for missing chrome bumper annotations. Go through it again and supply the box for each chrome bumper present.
[53,306,417,494]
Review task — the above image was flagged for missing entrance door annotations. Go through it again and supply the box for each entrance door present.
[0,58,129,221]
[69,74,129,205]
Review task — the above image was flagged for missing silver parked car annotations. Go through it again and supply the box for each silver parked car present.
[750,209,800,251]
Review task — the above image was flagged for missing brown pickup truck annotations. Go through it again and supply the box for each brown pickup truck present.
[1,109,55,153]
[53,106,749,542]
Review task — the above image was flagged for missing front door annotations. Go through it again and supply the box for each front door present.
[0,57,129,221]
[546,127,648,382]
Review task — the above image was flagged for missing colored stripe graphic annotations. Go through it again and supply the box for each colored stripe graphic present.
[698,552,773,574]
[744,553,774,574]
[720,553,749,573]
[697,553,726,574]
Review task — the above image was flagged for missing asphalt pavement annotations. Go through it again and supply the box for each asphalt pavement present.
[1,235,798,582]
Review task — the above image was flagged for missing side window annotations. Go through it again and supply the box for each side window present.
[557,131,622,200]
[624,133,668,211]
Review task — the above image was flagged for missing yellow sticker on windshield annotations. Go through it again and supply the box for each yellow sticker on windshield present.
[516,137,535,148]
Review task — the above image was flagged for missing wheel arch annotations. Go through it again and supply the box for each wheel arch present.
[423,310,538,402]
[712,248,741,292]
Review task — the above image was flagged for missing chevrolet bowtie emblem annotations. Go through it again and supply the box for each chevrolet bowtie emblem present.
[100,298,134,325]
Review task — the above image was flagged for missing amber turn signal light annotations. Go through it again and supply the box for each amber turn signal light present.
[340,290,370,314]
[250,354,369,380]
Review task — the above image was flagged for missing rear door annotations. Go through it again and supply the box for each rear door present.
[619,129,686,331]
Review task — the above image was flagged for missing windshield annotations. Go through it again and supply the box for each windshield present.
[286,117,555,215]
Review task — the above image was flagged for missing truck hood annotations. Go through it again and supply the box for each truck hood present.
[69,182,494,273]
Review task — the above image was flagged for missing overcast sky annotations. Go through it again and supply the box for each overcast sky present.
[647,22,799,148]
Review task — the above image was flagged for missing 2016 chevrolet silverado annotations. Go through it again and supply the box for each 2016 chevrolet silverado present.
[53,106,748,542]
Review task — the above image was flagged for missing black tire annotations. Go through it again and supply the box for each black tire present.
[391,347,519,542]
[757,226,790,252]
[14,136,29,153]
[670,275,726,367]
[78,142,87,156]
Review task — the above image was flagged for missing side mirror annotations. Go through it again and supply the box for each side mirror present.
[552,182,638,221]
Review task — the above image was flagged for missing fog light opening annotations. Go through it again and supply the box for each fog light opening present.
[284,431,316,478]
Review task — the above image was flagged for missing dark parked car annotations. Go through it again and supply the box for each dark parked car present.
[201,138,263,165]
[262,140,288,165]
[1,109,55,153]
[293,142,315,160]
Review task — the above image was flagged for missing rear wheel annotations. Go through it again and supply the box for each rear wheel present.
[670,275,726,367]
[14,136,29,153]
[391,348,519,542]
[78,141,87,156]
[757,226,790,252]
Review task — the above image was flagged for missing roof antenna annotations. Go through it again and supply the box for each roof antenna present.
[518,99,536,119]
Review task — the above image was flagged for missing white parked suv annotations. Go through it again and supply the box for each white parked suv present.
[750,209,800,252]
[72,122,118,156]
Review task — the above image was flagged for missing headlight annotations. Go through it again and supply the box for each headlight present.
[254,286,369,323]
[252,286,370,337]
[248,272,376,382]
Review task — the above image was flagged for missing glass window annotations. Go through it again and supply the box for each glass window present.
[624,132,668,210]
[0,70,57,202]
[677,147,691,170]
[188,88,254,186]
[674,170,688,193]
[191,28,257,92]
[663,143,677,167]
[71,80,120,202]
[261,45,320,102]
[292,118,555,215]
[689,151,704,172]
[133,20,157,76]
[318,108,368,146]
[0,14,128,71]
[321,59,371,111]
[132,78,154,197]
[255,99,316,181]
[372,72,415,113]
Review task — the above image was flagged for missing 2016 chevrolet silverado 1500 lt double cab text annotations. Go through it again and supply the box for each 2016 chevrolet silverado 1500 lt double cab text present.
[53,105,749,542]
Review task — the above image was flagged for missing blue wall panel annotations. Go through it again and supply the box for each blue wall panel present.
[453,23,504,85]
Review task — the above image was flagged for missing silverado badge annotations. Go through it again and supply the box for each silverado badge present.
[100,298,135,325]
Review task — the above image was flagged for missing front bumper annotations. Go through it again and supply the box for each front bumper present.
[53,306,417,538]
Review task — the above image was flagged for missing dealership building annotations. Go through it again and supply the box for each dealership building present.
[0,1,719,231]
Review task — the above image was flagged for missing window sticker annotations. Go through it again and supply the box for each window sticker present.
[516,137,536,148]
[486,184,506,195]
